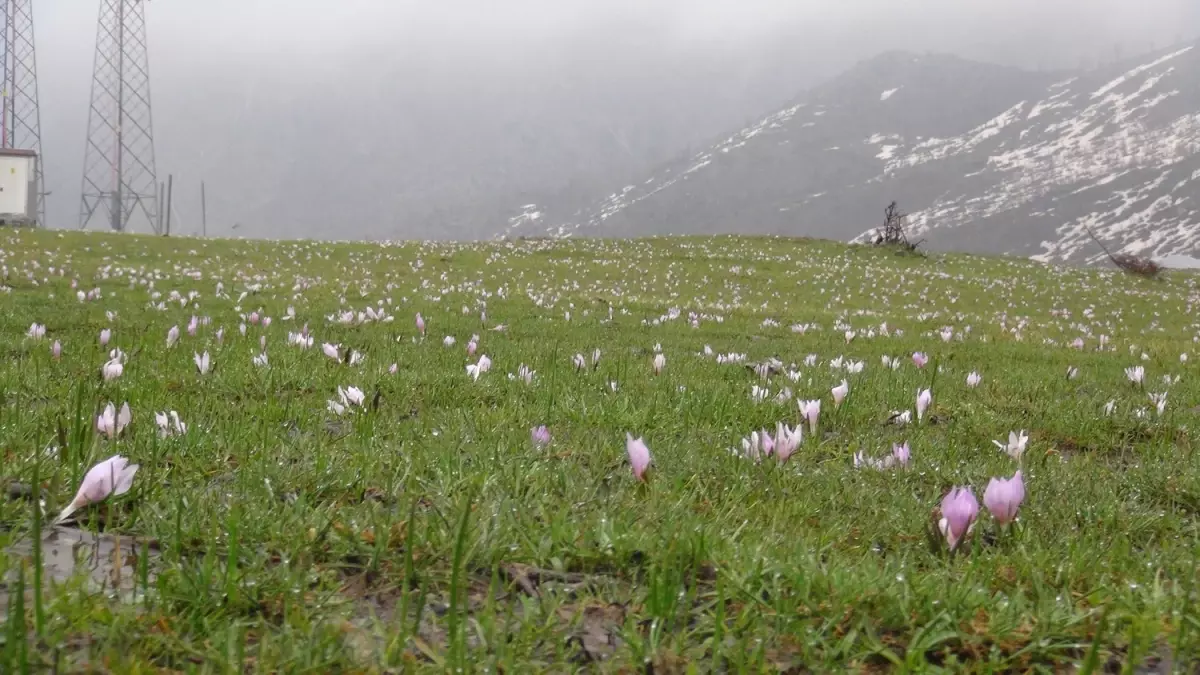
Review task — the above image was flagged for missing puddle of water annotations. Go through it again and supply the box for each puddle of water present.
[2,527,159,614]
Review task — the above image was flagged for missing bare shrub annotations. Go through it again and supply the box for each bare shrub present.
[872,201,924,254]
[1083,226,1162,279]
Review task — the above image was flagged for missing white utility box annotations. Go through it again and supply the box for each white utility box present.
[0,148,37,226]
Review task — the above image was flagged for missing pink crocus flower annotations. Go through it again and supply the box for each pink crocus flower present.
[338,385,366,407]
[739,431,771,462]
[194,351,212,375]
[101,358,123,381]
[800,399,821,434]
[993,431,1028,460]
[416,312,426,336]
[832,380,849,408]
[531,425,551,447]
[853,442,910,471]
[248,311,260,325]
[99,328,111,346]
[517,364,535,384]
[54,455,139,524]
[96,402,132,439]
[262,317,272,328]
[774,423,801,463]
[167,325,180,347]
[852,451,881,470]
[966,371,982,388]
[389,363,398,374]
[938,487,979,551]
[652,353,666,375]
[983,471,1025,526]
[625,433,651,481]
[27,323,46,340]
[466,355,492,380]
[155,411,187,438]
[322,343,341,360]
[187,315,199,336]
[912,352,928,368]
[1125,365,1144,385]
[51,340,62,360]
[467,340,478,357]
[916,388,933,422]
[759,430,775,456]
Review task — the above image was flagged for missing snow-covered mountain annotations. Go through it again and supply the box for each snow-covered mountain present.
[501,43,1200,265]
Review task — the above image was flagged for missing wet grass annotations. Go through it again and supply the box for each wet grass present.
[1,228,1199,672]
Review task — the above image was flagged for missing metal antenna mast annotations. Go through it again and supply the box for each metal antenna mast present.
[1,0,45,226]
[79,0,159,233]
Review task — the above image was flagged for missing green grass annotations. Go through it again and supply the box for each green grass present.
[1,228,1199,672]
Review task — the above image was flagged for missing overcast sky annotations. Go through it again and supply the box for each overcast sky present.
[94,0,1200,59]
[27,0,1200,236]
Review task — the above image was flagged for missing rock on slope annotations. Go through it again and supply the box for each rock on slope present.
[502,44,1200,265]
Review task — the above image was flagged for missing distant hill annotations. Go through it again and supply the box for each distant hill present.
[503,43,1200,265]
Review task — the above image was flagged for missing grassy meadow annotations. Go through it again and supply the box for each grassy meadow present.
[2,228,1200,672]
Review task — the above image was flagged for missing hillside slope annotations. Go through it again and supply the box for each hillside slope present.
[503,44,1200,264]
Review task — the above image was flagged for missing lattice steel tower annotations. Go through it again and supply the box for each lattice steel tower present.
[79,0,159,233]
[1,0,45,226]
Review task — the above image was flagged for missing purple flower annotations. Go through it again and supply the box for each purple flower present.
[799,399,821,433]
[938,487,979,551]
[832,380,849,408]
[531,425,551,448]
[983,471,1025,526]
[916,388,933,422]
[55,455,139,524]
[96,402,131,438]
[625,433,651,481]
[773,423,801,464]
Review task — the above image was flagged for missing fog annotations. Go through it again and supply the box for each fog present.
[30,0,1200,239]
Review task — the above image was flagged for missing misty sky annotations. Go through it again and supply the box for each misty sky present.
[29,0,1200,238]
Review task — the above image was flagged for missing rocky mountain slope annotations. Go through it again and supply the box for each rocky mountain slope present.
[502,43,1200,265]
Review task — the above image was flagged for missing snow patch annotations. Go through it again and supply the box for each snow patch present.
[1091,46,1194,99]
[880,87,901,101]
[1157,254,1200,269]
[886,102,1026,172]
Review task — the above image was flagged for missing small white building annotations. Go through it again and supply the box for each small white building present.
[0,148,38,226]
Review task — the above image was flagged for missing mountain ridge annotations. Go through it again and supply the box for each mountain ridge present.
[501,43,1200,265]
